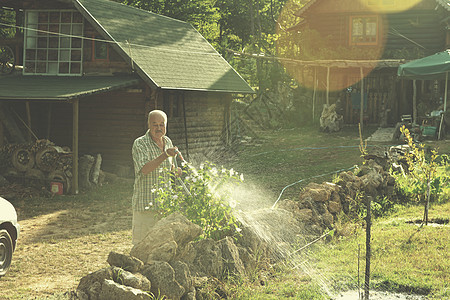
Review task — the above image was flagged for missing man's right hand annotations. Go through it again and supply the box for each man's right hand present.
[165,147,179,158]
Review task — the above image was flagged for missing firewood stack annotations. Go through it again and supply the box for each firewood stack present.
[0,139,98,195]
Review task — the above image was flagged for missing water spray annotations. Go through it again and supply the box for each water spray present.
[175,149,192,196]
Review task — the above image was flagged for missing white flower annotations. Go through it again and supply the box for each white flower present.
[144,206,149,210]
[151,188,157,193]
[229,168,235,176]
[181,161,187,167]
[221,168,226,174]
[200,163,204,170]
[236,227,242,233]
[159,168,163,173]
[240,174,244,181]
[192,177,197,183]
[211,167,218,176]
[172,195,178,200]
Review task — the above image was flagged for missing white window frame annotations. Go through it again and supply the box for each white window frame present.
[23,10,84,76]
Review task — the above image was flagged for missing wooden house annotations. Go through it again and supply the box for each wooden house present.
[289,0,449,125]
[0,0,254,193]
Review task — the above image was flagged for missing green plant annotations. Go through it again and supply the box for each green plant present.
[154,162,243,240]
[390,126,444,224]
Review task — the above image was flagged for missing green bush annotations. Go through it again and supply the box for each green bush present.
[155,162,243,240]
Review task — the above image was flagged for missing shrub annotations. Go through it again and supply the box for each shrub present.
[154,162,243,240]
[390,126,448,223]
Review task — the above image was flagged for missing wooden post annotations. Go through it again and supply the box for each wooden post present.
[182,92,189,160]
[326,66,330,105]
[72,99,79,195]
[360,67,364,133]
[413,80,417,124]
[444,72,448,112]
[47,103,52,139]
[0,120,4,148]
[25,101,32,142]
[364,195,372,300]
[313,67,317,122]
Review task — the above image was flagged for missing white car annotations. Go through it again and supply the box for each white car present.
[0,197,20,277]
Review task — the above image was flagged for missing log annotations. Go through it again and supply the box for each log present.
[79,155,95,189]
[90,154,102,185]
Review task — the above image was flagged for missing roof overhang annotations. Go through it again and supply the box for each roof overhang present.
[0,75,141,101]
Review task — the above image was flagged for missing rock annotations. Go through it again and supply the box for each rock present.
[111,267,151,292]
[322,212,334,228]
[107,251,144,273]
[218,237,246,277]
[170,261,194,298]
[320,103,344,132]
[299,183,331,203]
[77,267,113,299]
[328,201,342,214]
[180,238,223,278]
[141,261,185,300]
[237,246,257,271]
[363,170,383,195]
[130,212,202,264]
[99,279,152,300]
[298,208,313,222]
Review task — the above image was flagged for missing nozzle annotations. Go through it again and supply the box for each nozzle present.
[175,149,187,164]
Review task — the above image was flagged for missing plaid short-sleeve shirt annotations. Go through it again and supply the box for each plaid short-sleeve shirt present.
[132,130,176,211]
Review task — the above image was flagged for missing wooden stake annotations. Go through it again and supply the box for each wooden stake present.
[360,67,364,133]
[413,80,417,124]
[326,66,330,105]
[364,195,372,300]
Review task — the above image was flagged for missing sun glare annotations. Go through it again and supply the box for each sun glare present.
[360,0,423,13]
[276,0,391,91]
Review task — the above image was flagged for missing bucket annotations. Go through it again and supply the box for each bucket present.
[421,126,437,137]
[50,181,64,195]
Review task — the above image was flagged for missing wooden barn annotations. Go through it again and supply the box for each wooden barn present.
[0,0,254,193]
[288,0,449,125]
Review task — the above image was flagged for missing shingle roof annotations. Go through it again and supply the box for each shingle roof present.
[0,75,140,101]
[74,0,254,94]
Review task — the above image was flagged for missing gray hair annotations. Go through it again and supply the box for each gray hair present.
[148,110,167,124]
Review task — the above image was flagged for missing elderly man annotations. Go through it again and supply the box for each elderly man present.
[131,110,180,244]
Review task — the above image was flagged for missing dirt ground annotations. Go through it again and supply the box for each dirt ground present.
[0,179,134,299]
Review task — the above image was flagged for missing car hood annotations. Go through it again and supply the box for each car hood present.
[0,197,20,236]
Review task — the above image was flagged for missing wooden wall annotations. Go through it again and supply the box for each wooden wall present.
[303,0,446,57]
[37,88,231,173]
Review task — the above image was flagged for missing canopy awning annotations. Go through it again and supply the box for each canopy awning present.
[0,75,141,101]
[397,50,450,80]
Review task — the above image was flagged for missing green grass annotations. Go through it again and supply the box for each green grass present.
[3,124,449,299]
[218,125,450,299]
[310,201,450,299]
[226,125,379,200]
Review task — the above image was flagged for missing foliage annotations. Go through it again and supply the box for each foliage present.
[154,162,243,240]
[390,126,448,223]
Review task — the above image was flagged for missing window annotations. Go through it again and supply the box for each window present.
[24,10,84,75]
[92,36,108,61]
[350,16,378,45]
